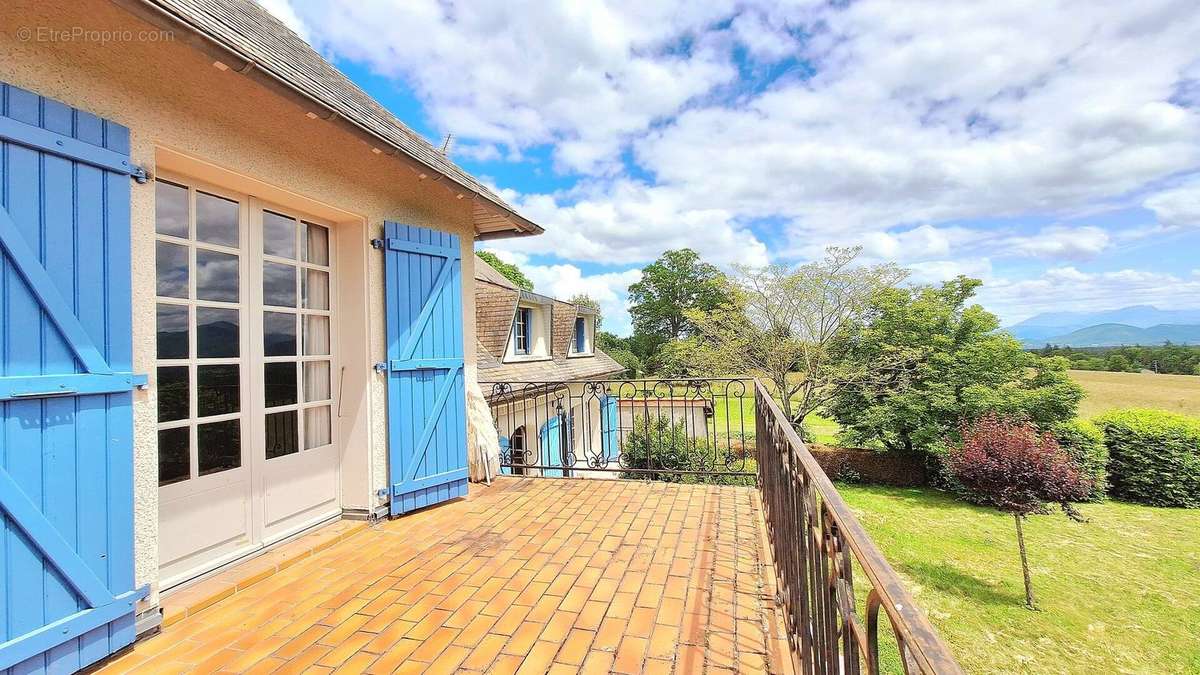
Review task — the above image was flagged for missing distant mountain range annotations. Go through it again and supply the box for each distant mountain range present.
[1007,306,1200,347]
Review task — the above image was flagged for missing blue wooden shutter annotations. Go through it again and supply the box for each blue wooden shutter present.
[538,417,563,477]
[497,436,512,476]
[383,222,467,515]
[601,396,619,461]
[0,83,144,672]
[574,318,585,352]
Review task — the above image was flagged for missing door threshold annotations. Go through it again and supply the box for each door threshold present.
[158,517,367,628]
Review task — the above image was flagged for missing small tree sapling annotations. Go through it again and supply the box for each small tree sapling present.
[946,414,1092,610]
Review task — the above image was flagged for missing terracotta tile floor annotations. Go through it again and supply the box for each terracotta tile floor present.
[100,477,794,674]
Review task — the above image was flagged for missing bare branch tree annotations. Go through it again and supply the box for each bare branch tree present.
[689,246,908,430]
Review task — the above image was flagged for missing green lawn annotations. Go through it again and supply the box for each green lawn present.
[837,484,1200,674]
[711,394,842,445]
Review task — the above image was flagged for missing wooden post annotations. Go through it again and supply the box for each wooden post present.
[1015,514,1036,610]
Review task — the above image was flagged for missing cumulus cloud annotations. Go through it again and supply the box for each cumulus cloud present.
[485,181,770,268]
[281,0,743,174]
[1144,176,1200,228]
[261,0,1200,331]
[636,2,1200,233]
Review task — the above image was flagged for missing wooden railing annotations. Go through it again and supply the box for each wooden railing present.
[754,380,964,675]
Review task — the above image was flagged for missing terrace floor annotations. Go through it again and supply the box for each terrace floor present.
[100,477,795,674]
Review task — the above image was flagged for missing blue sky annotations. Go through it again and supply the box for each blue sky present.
[263,0,1200,336]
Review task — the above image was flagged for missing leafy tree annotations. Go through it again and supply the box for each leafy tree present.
[605,348,642,378]
[689,247,907,429]
[569,294,602,327]
[653,338,707,378]
[595,330,642,377]
[596,330,624,351]
[476,250,533,291]
[1104,353,1133,372]
[946,415,1091,609]
[826,276,1083,453]
[629,331,669,372]
[628,249,730,341]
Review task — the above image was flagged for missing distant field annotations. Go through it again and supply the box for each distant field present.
[1070,369,1200,418]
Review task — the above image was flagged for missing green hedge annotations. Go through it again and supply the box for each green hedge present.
[1094,409,1200,508]
[1051,418,1109,501]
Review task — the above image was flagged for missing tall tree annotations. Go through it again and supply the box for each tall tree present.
[476,250,533,291]
[628,249,730,341]
[689,247,907,428]
[826,276,1084,453]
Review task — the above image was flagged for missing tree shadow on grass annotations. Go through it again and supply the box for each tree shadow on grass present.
[901,560,1023,608]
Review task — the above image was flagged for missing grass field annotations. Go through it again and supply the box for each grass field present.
[711,394,841,444]
[839,484,1200,674]
[1071,369,1200,418]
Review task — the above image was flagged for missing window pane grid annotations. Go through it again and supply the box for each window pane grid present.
[154,177,246,486]
[259,207,333,457]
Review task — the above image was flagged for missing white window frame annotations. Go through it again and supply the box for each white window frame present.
[506,302,552,362]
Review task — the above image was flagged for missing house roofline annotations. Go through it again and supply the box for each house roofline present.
[117,0,544,241]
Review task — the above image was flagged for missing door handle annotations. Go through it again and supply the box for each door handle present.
[336,366,346,417]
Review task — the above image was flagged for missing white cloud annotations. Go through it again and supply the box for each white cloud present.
[1003,225,1111,261]
[284,0,742,174]
[1144,177,1200,228]
[486,181,770,268]
[820,222,1111,268]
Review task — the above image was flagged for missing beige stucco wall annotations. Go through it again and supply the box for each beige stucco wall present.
[1,0,481,601]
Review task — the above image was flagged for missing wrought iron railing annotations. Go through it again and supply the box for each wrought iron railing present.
[754,380,963,675]
[481,378,754,482]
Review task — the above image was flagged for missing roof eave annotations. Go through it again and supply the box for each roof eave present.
[120,0,543,240]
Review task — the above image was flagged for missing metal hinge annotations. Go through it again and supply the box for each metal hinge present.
[373,362,388,373]
[370,238,385,250]
[131,166,150,184]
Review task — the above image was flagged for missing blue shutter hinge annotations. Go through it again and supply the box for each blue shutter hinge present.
[370,238,385,250]
[373,361,388,373]
[130,166,150,184]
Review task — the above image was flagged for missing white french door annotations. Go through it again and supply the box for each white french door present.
[154,173,340,589]
[250,200,340,542]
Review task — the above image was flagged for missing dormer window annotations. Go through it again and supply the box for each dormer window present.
[570,313,595,356]
[507,300,551,360]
